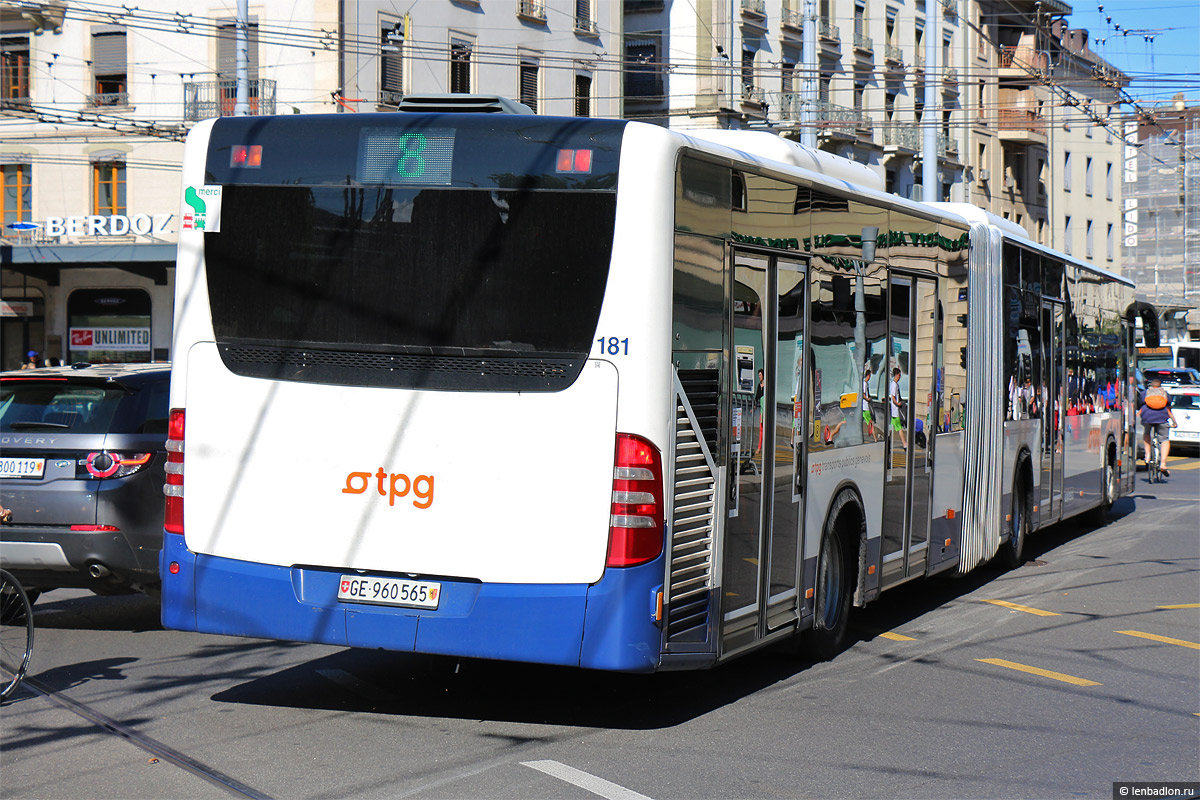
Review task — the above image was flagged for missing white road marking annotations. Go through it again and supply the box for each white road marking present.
[522,760,654,800]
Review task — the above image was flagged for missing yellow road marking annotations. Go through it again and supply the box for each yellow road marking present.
[981,599,1061,617]
[1115,630,1200,650]
[879,632,915,641]
[1166,460,1200,471]
[976,658,1101,686]
[1158,603,1200,610]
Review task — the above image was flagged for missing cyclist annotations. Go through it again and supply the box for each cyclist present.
[1139,379,1177,477]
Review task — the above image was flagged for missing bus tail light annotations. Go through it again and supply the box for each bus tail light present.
[163,408,184,534]
[607,433,664,568]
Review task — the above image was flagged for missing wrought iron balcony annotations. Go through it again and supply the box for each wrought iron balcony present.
[781,8,803,31]
[818,19,840,42]
[742,83,766,105]
[741,0,765,17]
[575,15,598,35]
[517,0,546,21]
[938,133,959,157]
[183,79,277,121]
[883,125,921,151]
[884,43,903,64]
[816,100,869,136]
[88,91,128,107]
[854,31,874,54]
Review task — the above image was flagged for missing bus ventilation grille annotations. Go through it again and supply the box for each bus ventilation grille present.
[217,345,581,391]
[666,369,718,644]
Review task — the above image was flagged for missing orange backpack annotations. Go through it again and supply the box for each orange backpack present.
[1144,388,1169,410]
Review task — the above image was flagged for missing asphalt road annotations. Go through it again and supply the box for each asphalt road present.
[2,455,1197,800]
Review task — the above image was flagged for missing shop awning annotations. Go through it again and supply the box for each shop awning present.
[0,242,177,285]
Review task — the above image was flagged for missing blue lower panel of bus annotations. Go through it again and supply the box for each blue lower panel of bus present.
[160,533,665,673]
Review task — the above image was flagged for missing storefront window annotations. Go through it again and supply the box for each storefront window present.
[67,288,151,364]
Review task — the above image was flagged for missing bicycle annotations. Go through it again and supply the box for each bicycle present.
[1,568,35,701]
[1146,422,1175,484]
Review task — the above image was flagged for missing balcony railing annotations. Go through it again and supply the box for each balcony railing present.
[742,83,766,105]
[943,66,958,84]
[941,0,957,17]
[88,91,128,107]
[937,133,959,157]
[883,125,920,150]
[781,8,803,31]
[575,15,598,34]
[517,0,546,21]
[819,19,840,42]
[816,100,870,135]
[884,43,903,64]
[913,52,925,71]
[997,107,1046,135]
[183,79,277,121]
[854,31,874,54]
[741,0,766,17]
[998,46,1048,72]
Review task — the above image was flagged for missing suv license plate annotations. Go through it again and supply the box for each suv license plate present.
[0,458,46,478]
[337,575,441,609]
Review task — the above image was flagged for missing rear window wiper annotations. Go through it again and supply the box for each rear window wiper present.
[7,421,72,430]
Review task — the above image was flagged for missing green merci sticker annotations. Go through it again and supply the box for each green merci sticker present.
[397,132,427,178]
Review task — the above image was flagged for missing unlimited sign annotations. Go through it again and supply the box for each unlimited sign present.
[70,327,151,350]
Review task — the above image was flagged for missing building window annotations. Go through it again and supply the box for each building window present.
[1085,156,1093,196]
[1105,161,1113,200]
[1063,151,1072,192]
[450,38,473,94]
[1064,216,1072,255]
[977,79,986,122]
[380,20,404,106]
[1086,219,1094,259]
[519,56,539,113]
[2,163,32,226]
[1106,223,1114,261]
[93,160,126,217]
[1,35,31,105]
[574,0,597,34]
[67,288,152,365]
[624,34,661,99]
[741,48,756,97]
[91,28,127,106]
[216,18,260,114]
[574,73,591,116]
[781,62,795,96]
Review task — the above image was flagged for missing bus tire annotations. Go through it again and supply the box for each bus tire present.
[802,504,856,660]
[1089,445,1115,524]
[998,463,1029,569]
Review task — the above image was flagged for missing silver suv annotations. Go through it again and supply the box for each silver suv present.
[0,363,170,602]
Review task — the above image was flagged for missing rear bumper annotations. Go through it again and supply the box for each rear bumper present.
[159,532,665,673]
[0,525,159,589]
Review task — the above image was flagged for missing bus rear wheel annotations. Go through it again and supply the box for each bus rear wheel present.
[803,516,853,660]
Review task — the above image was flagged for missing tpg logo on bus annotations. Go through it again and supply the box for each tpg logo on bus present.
[343,468,435,509]
[181,185,223,233]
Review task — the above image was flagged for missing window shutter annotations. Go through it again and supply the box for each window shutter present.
[217,19,259,80]
[92,30,126,76]
[520,60,538,112]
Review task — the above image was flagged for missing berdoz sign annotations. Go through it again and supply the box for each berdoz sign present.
[44,214,172,237]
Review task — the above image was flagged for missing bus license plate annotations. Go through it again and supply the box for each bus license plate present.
[337,575,441,609]
[0,458,45,479]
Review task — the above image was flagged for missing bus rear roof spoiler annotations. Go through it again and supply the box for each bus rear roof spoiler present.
[396,94,534,115]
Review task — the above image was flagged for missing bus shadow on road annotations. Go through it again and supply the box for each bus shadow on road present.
[209,496,1149,728]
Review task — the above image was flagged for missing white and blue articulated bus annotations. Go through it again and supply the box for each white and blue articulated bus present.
[163,104,1136,672]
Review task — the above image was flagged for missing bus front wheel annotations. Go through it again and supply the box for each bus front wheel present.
[803,513,854,660]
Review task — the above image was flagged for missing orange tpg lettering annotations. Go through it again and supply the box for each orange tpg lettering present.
[342,469,435,509]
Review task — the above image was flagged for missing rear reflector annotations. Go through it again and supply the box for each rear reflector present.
[164,408,184,534]
[606,433,664,568]
[70,525,121,532]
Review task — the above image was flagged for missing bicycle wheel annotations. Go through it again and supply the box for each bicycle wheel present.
[0,569,34,701]
[1148,437,1161,483]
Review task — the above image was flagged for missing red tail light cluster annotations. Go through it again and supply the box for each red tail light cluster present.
[163,409,184,534]
[76,451,152,480]
[607,433,664,568]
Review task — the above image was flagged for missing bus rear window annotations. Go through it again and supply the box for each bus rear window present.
[203,185,616,391]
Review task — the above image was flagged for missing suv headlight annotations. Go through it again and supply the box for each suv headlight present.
[77,451,153,479]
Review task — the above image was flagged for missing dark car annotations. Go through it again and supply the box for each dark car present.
[1141,367,1200,387]
[0,363,170,602]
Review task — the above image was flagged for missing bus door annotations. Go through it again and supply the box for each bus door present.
[881,275,937,586]
[722,252,807,655]
[1039,300,1065,524]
